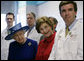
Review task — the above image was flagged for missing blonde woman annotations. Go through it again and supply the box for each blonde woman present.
[35,16,56,60]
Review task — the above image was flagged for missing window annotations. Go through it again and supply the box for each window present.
[17,1,27,26]
[1,14,7,33]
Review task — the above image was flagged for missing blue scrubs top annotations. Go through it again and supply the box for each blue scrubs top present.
[8,38,38,60]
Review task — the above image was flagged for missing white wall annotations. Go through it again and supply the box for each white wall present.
[26,5,38,19]
[37,1,65,32]
[37,1,83,32]
[75,1,83,19]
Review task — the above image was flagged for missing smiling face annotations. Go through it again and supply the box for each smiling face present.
[12,30,26,44]
[60,3,77,27]
[39,23,53,38]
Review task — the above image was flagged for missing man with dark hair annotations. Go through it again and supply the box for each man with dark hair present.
[49,1,83,60]
[59,1,77,14]
[1,12,15,60]
[6,12,15,18]
[6,12,15,29]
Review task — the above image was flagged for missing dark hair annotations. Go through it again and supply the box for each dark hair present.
[6,12,15,19]
[36,16,54,33]
[49,17,58,25]
[59,1,77,13]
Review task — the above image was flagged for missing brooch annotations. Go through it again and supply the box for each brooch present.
[28,42,32,46]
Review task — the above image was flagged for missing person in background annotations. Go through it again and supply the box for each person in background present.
[1,12,15,60]
[48,1,83,60]
[35,16,56,60]
[5,23,38,60]
[49,17,58,32]
[25,12,42,44]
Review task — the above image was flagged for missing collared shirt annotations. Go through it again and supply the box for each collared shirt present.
[29,25,35,31]
[27,25,35,37]
[25,25,42,44]
[65,19,78,37]
[69,19,78,31]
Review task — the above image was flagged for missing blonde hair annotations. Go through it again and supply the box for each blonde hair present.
[36,16,54,33]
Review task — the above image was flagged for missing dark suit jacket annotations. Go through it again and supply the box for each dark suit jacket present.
[8,38,38,60]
